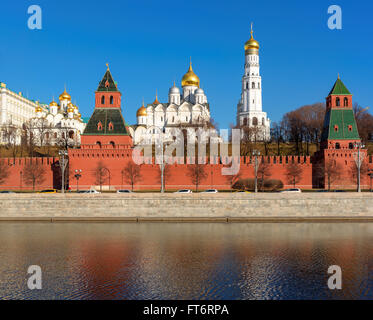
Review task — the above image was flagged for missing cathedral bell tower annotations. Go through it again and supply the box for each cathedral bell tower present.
[236,23,270,141]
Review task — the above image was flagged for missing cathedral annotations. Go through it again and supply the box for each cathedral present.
[130,61,211,145]
[236,25,270,141]
[32,88,86,146]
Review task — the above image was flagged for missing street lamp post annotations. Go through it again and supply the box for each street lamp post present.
[353,142,365,193]
[74,169,82,192]
[58,150,68,194]
[252,150,260,193]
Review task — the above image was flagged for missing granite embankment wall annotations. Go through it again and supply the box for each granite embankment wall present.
[1,193,373,221]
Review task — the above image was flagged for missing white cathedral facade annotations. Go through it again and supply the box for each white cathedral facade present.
[130,62,211,145]
[236,25,270,141]
[31,89,86,147]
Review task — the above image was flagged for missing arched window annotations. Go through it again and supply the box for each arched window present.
[252,117,258,126]
[96,141,102,148]
[110,96,114,104]
[246,82,249,89]
[344,97,348,107]
[108,122,114,131]
[97,121,103,131]
[101,96,105,105]
[110,141,115,149]
[335,143,340,149]
[252,82,255,89]
[336,97,340,107]
[243,118,247,126]
[349,142,354,149]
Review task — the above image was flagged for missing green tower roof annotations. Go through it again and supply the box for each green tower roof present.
[83,108,129,136]
[328,77,351,95]
[321,108,360,141]
[97,68,119,92]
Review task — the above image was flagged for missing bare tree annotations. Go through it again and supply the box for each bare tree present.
[1,124,19,162]
[23,160,46,191]
[225,171,242,192]
[93,161,109,192]
[22,121,37,157]
[353,103,373,144]
[285,163,303,188]
[0,160,10,185]
[122,162,142,191]
[271,121,285,156]
[187,164,208,192]
[257,160,272,191]
[324,160,342,191]
[33,118,52,149]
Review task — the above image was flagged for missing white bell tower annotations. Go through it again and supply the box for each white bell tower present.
[237,23,270,141]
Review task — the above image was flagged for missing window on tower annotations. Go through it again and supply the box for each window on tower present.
[110,96,114,104]
[252,82,255,89]
[252,117,258,126]
[336,97,340,107]
[101,96,105,105]
[344,97,348,107]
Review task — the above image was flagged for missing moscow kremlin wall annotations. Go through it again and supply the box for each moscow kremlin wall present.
[0,69,371,191]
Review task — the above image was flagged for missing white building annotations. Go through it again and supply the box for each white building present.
[130,61,212,145]
[31,89,86,147]
[236,25,270,141]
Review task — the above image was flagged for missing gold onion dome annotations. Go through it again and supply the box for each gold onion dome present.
[59,88,71,101]
[67,106,74,113]
[49,100,58,107]
[181,61,200,87]
[35,105,43,112]
[244,23,259,51]
[137,102,147,116]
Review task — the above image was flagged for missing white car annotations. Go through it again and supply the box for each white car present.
[281,188,302,193]
[174,189,193,194]
[79,189,101,194]
[117,189,132,193]
[202,189,218,193]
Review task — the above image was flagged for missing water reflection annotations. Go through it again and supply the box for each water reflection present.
[0,223,371,299]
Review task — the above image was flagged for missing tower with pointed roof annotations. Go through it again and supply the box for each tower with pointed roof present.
[321,75,361,150]
[236,23,270,141]
[314,76,367,189]
[80,65,132,148]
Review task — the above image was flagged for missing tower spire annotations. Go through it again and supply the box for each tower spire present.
[250,22,254,39]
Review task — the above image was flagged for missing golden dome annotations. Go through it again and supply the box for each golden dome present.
[181,61,200,87]
[67,106,74,113]
[59,88,71,101]
[35,106,43,113]
[244,23,260,51]
[49,100,58,107]
[137,103,147,117]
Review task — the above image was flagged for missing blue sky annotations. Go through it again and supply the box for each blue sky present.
[0,0,372,128]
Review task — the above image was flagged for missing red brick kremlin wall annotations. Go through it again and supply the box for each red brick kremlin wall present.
[0,154,372,191]
[0,157,58,191]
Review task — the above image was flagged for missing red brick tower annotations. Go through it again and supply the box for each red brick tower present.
[80,65,133,148]
[315,76,367,189]
[68,66,133,191]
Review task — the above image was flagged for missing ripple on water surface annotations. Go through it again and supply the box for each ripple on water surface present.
[0,222,372,300]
